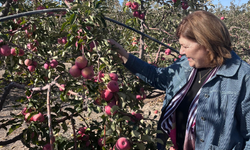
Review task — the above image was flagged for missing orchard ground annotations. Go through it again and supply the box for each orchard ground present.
[0,66,172,150]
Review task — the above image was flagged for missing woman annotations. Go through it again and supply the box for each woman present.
[108,10,250,150]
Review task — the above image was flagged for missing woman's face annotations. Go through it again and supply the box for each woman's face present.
[179,36,211,68]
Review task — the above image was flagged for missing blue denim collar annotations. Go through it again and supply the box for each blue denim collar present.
[216,51,241,77]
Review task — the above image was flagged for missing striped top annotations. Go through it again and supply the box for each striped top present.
[161,67,219,150]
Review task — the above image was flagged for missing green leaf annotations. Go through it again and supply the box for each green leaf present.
[7,124,22,136]
[106,129,113,136]
[117,92,126,101]
[61,22,69,31]
[141,135,152,142]
[155,138,164,145]
[111,105,119,113]
[69,13,76,25]
[136,142,145,150]
[111,123,116,131]
[131,130,140,138]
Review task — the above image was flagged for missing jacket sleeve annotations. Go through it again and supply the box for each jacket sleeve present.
[237,74,250,149]
[123,54,183,91]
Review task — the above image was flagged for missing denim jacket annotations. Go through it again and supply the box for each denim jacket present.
[124,51,250,150]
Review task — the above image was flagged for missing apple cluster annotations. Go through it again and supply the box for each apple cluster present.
[69,55,94,79]
[0,44,24,57]
[44,59,58,70]
[126,2,145,20]
[77,126,91,146]
[96,72,120,116]
[24,59,38,72]
[22,107,45,122]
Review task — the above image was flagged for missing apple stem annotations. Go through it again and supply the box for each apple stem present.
[46,85,54,150]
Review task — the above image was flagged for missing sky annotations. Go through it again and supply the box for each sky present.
[212,0,249,6]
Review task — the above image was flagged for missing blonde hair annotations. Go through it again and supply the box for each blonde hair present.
[176,10,232,67]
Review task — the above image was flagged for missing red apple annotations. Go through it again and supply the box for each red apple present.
[221,16,225,20]
[105,100,117,116]
[136,95,142,100]
[44,62,50,70]
[69,65,81,77]
[81,66,94,79]
[126,2,132,7]
[81,133,89,141]
[75,55,88,69]
[61,37,67,44]
[24,59,32,66]
[107,80,119,92]
[28,65,36,72]
[133,11,140,18]
[181,1,189,10]
[165,48,171,55]
[32,61,37,67]
[132,112,143,121]
[154,110,158,114]
[11,48,16,56]
[109,73,118,81]
[43,144,51,150]
[139,13,145,19]
[0,45,11,56]
[101,89,114,101]
[58,38,63,44]
[98,137,104,146]
[27,43,34,50]
[50,59,58,68]
[78,126,87,135]
[115,137,131,150]
[131,2,139,10]
[33,112,44,122]
[94,98,102,105]
[18,49,25,56]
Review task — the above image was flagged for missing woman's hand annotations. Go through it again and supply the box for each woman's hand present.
[108,39,129,63]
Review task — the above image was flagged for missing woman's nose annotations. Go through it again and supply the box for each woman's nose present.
[180,47,185,55]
